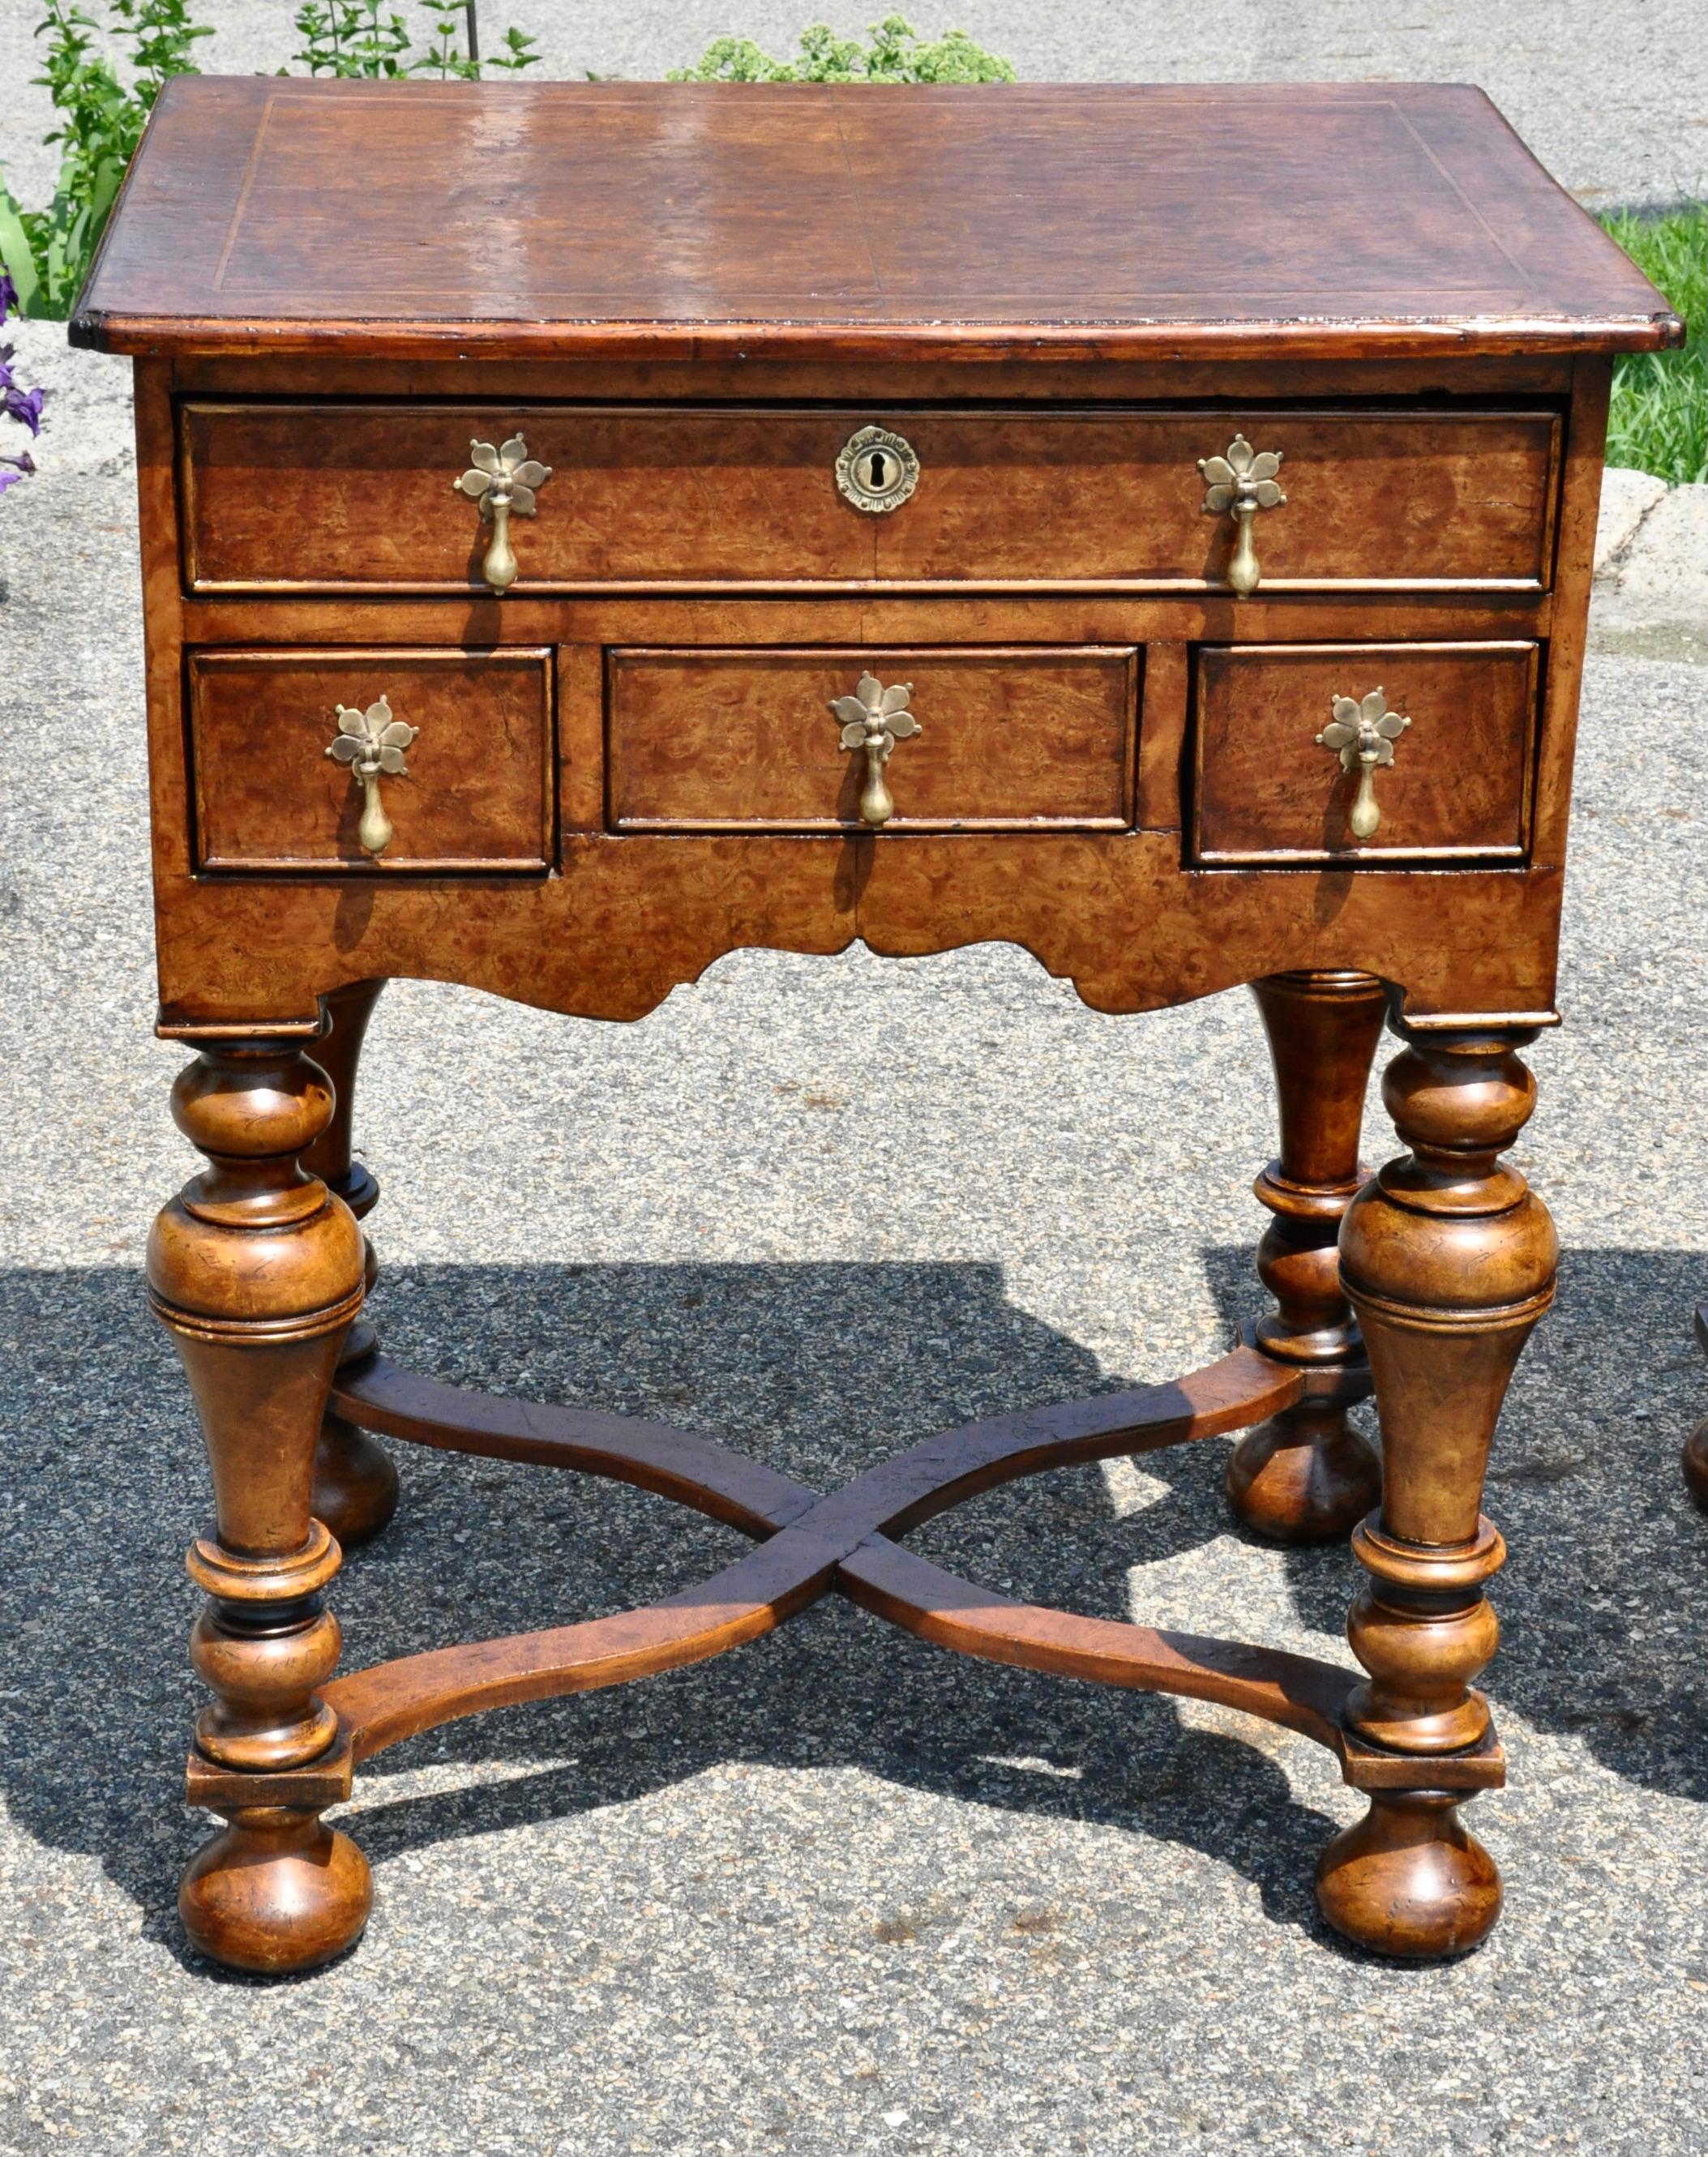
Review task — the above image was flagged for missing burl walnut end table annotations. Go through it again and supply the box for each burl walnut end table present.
[72,78,1680,1974]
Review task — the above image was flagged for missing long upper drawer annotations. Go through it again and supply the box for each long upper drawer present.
[178,404,1561,593]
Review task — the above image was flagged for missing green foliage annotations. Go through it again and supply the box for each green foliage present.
[289,1,538,81]
[289,0,410,76]
[0,1,208,319]
[670,15,1014,83]
[411,0,539,79]
[0,2,541,320]
[1600,203,1706,486]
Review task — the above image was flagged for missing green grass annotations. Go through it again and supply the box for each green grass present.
[1599,203,1706,485]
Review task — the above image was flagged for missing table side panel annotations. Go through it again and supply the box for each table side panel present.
[1528,357,1610,871]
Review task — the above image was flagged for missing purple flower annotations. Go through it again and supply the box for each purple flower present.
[1,293,43,495]
[2,379,43,436]
[1,340,44,435]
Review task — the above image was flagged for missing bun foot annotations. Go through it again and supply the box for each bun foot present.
[312,1411,399,1549]
[1226,1401,1381,1543]
[1316,1791,1500,1960]
[180,1808,373,1975]
[1684,1419,1708,1511]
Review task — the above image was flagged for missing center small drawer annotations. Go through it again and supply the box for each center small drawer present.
[607,646,1139,832]
[187,647,554,871]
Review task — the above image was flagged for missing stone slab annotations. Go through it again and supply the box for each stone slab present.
[1594,464,1669,573]
[1591,481,1708,664]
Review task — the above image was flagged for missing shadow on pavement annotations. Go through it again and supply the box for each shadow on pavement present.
[2,1248,1701,1973]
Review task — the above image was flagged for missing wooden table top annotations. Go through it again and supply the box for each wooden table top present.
[72,78,1682,363]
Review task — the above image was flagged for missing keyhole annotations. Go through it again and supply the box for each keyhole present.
[867,451,887,489]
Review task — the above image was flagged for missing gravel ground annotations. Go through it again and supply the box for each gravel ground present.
[1,0,1704,210]
[3,129,1708,2157]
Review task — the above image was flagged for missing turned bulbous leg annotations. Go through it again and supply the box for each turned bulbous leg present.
[1316,1023,1557,1960]
[311,1409,396,1549]
[1316,1790,1502,1961]
[1686,1425,1708,1510]
[1228,970,1387,1543]
[180,1808,374,1979]
[1227,1396,1383,1544]
[149,1039,373,1974]
[302,979,397,1549]
[1684,1306,1708,1511]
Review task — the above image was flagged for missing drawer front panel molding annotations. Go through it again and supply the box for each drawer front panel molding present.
[1192,640,1539,864]
[178,404,1560,593]
[187,647,554,871]
[607,646,1141,832]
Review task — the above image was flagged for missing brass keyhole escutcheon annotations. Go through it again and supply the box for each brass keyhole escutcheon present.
[835,425,921,515]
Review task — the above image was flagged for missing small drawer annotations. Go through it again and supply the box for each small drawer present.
[606,646,1139,832]
[1192,641,1539,865]
[187,647,554,871]
[178,403,1559,593]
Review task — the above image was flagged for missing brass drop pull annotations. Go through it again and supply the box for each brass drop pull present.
[326,695,418,857]
[452,432,552,593]
[1198,434,1286,596]
[831,671,919,828]
[1317,688,1410,841]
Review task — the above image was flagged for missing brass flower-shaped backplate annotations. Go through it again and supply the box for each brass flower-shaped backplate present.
[1198,434,1286,595]
[452,433,553,593]
[453,434,551,516]
[327,695,416,777]
[832,671,918,753]
[1197,434,1285,515]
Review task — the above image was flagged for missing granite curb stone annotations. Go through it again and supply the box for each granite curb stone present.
[1593,466,1670,572]
[1590,482,1708,664]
